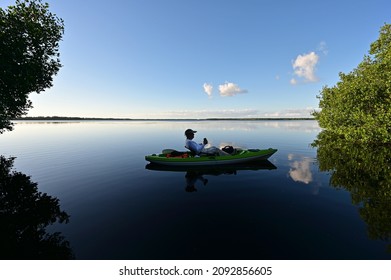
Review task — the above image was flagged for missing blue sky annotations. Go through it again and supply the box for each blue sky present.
[2,0,391,118]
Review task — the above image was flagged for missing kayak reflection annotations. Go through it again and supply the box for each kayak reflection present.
[146,161,277,192]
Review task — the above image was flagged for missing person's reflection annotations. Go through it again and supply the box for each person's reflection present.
[146,161,277,193]
[0,155,73,259]
[185,171,208,192]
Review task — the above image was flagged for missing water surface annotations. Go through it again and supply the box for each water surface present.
[0,120,389,259]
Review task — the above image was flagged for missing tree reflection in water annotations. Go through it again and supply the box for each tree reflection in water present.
[0,156,73,259]
[313,131,391,252]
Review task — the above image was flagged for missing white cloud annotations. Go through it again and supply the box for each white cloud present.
[218,82,248,97]
[203,83,213,97]
[292,51,319,83]
[317,41,328,55]
[262,107,315,118]
[290,78,297,85]
[151,108,259,119]
[131,107,317,119]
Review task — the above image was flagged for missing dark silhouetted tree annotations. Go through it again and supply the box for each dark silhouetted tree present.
[0,0,64,133]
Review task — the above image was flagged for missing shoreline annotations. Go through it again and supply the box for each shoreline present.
[14,116,315,121]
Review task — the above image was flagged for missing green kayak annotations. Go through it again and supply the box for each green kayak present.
[145,148,277,166]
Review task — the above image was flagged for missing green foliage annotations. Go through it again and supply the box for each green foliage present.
[0,0,64,133]
[313,23,391,143]
[313,131,391,252]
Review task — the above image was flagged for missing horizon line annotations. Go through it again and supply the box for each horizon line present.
[15,116,316,121]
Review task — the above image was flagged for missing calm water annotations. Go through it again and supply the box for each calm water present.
[0,120,389,259]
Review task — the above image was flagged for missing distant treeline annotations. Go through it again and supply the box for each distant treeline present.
[15,116,315,121]
[15,116,133,121]
[205,117,315,121]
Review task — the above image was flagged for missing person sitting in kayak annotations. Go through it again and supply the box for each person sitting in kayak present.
[184,129,229,156]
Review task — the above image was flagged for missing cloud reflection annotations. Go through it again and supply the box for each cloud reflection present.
[288,154,314,184]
